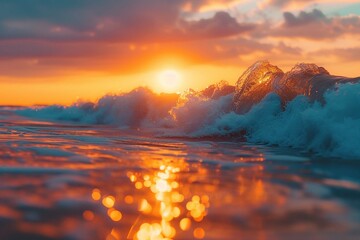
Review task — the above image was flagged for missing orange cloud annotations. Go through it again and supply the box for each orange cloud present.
[0,0,359,105]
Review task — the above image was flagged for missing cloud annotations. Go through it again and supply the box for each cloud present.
[283,9,327,26]
[312,47,360,62]
[0,0,359,82]
[178,11,254,40]
[259,0,314,9]
[259,0,360,10]
[182,0,240,11]
[0,36,274,79]
[0,0,253,42]
[0,0,259,79]
[273,9,360,39]
[276,41,302,55]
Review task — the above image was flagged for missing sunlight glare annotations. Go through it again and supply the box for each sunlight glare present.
[157,69,182,93]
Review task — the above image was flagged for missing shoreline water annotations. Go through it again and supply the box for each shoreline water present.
[0,112,359,239]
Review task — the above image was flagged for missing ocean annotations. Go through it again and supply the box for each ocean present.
[1,62,360,239]
[0,106,359,240]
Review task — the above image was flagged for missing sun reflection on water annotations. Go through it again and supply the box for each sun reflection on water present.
[86,154,274,239]
[130,162,209,240]
[89,159,210,240]
[1,117,357,240]
[82,146,292,240]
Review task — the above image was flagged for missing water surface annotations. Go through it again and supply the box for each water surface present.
[0,109,359,240]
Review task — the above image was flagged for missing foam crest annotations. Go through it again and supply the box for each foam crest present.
[196,83,360,158]
[233,61,360,113]
[233,61,284,113]
[19,88,178,128]
[170,93,233,133]
[17,61,360,158]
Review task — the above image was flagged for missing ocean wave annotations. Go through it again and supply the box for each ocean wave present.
[19,88,178,128]
[17,62,360,158]
[195,83,360,158]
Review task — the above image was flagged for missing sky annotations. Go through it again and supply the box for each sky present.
[0,0,359,105]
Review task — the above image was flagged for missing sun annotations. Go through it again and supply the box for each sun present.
[157,69,182,93]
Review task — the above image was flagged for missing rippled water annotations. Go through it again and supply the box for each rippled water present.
[0,108,359,240]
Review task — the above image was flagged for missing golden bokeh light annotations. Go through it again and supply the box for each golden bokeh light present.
[180,218,191,231]
[139,199,152,214]
[136,223,163,240]
[193,227,205,239]
[108,208,122,222]
[106,228,121,240]
[135,181,143,189]
[102,195,116,208]
[83,210,95,221]
[92,188,101,201]
[89,154,215,240]
[127,161,210,240]
[124,195,134,204]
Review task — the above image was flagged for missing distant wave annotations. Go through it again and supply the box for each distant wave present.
[19,88,179,128]
[18,62,360,158]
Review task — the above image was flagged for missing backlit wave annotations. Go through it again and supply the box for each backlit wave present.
[18,62,360,158]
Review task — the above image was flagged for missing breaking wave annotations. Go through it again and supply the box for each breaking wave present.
[18,62,360,158]
[19,88,179,128]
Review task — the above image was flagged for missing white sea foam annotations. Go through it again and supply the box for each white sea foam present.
[195,83,360,158]
[19,87,178,128]
[17,63,360,158]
